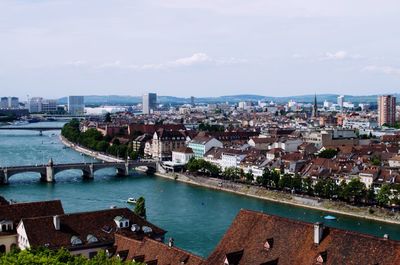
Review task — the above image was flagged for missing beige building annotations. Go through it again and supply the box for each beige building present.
[378,95,396,126]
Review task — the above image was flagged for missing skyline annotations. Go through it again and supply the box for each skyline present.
[1,0,400,98]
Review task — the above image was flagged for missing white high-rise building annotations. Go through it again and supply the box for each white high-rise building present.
[0,97,19,109]
[29,97,57,113]
[337,95,344,109]
[68,96,85,115]
[142,93,157,114]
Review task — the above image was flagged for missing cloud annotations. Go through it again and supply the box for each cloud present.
[91,53,245,71]
[363,65,400,77]
[66,60,87,66]
[322,50,348,60]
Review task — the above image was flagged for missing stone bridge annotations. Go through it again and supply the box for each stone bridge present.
[0,126,63,135]
[0,159,157,184]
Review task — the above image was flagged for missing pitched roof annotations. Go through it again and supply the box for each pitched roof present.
[205,209,400,265]
[0,200,64,233]
[115,234,204,265]
[21,208,166,250]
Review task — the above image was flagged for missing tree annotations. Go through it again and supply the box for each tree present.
[318,149,338,159]
[104,112,112,123]
[376,184,391,206]
[278,174,292,190]
[342,178,366,204]
[302,177,313,195]
[134,196,147,219]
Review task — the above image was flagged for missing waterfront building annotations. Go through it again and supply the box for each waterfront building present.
[142,93,157,114]
[172,147,194,164]
[205,209,400,265]
[151,129,187,160]
[17,207,165,258]
[68,96,85,115]
[0,97,19,109]
[115,233,203,264]
[28,97,57,113]
[188,133,223,158]
[378,95,396,126]
[0,200,64,253]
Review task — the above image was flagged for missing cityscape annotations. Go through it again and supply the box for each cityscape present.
[1,1,400,264]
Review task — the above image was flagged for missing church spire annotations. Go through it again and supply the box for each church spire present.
[312,93,318,118]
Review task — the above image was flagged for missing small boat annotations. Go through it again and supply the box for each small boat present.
[324,215,337,220]
[127,198,137,204]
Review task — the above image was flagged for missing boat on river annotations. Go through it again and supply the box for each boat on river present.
[324,215,337,220]
[127,198,137,204]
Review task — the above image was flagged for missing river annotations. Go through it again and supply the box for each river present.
[0,122,399,257]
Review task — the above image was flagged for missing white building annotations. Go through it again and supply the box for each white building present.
[172,147,195,164]
[28,97,57,113]
[337,95,344,109]
[142,93,157,114]
[188,134,223,158]
[220,150,247,169]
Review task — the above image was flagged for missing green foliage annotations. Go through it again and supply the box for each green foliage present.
[256,168,280,189]
[341,178,367,204]
[370,155,381,166]
[186,158,220,177]
[318,148,338,159]
[104,113,112,123]
[134,197,146,219]
[198,122,224,132]
[61,120,135,160]
[376,184,391,206]
[0,247,142,265]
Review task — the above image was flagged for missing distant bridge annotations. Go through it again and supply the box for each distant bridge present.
[0,126,63,135]
[0,160,157,184]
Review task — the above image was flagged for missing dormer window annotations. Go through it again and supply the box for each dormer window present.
[316,251,327,264]
[0,220,13,232]
[264,238,274,251]
[71,236,83,246]
[114,216,130,228]
[86,234,98,244]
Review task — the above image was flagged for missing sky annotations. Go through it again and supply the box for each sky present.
[1,0,400,99]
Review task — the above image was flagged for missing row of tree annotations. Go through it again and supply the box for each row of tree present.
[0,247,142,264]
[61,119,138,160]
[185,158,400,207]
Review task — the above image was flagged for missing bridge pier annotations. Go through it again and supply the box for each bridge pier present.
[116,162,130,176]
[43,159,55,183]
[0,170,8,185]
[82,164,94,179]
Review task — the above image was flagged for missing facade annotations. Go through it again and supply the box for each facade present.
[29,97,57,113]
[0,97,18,109]
[151,129,187,160]
[337,95,344,109]
[378,95,396,126]
[188,134,223,158]
[0,200,64,253]
[68,96,85,115]
[172,147,194,164]
[142,93,157,114]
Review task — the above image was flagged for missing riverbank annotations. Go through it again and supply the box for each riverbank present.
[60,136,125,162]
[59,136,400,225]
[154,171,400,225]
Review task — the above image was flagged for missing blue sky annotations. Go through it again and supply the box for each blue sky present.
[1,0,400,99]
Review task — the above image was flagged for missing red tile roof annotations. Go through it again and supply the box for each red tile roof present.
[0,200,64,233]
[115,234,204,265]
[205,209,400,265]
[21,208,166,250]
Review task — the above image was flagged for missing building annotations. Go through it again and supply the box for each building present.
[17,208,166,258]
[311,94,318,118]
[142,93,157,114]
[0,97,8,109]
[188,133,223,158]
[172,147,195,164]
[29,97,57,113]
[205,209,400,265]
[337,95,344,109]
[378,95,396,126]
[150,129,187,160]
[0,200,64,253]
[114,234,204,264]
[68,96,85,115]
[190,96,195,107]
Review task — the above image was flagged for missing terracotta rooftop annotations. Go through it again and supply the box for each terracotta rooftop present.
[115,234,204,265]
[0,200,64,233]
[20,208,166,250]
[205,209,400,265]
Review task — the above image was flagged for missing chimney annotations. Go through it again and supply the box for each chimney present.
[53,215,60,230]
[314,222,324,244]
[168,237,174,247]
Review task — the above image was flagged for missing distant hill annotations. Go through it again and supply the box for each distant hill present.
[58,93,396,105]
